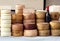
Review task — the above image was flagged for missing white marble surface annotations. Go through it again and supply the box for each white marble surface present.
[0,36,60,41]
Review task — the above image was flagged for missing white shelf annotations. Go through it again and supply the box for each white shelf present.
[0,36,60,41]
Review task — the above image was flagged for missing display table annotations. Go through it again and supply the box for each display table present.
[0,36,60,41]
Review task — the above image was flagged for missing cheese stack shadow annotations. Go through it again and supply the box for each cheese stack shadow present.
[37,23,50,36]
[1,10,11,36]
[50,21,60,36]
[23,9,37,37]
[11,4,25,36]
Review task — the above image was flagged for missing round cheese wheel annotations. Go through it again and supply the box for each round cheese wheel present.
[1,14,11,20]
[12,24,23,31]
[39,30,50,36]
[24,20,35,24]
[12,14,16,21]
[16,4,25,10]
[50,12,59,20]
[36,10,46,19]
[1,28,11,32]
[12,31,23,36]
[1,32,11,36]
[51,30,60,36]
[1,20,11,24]
[1,24,11,28]
[15,9,23,14]
[36,19,44,23]
[50,21,60,29]
[23,13,35,20]
[37,23,49,30]
[24,29,37,37]
[24,23,36,30]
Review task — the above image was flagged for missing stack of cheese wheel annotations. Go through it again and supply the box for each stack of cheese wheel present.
[1,10,11,36]
[50,12,59,21]
[36,10,46,23]
[12,23,23,36]
[37,22,50,36]
[0,10,1,35]
[23,9,35,24]
[24,23,37,37]
[50,21,60,36]
[12,4,25,24]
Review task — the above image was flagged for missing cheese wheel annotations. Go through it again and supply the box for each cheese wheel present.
[12,14,16,21]
[1,28,11,32]
[37,23,49,30]
[1,24,11,28]
[12,31,23,36]
[12,24,23,31]
[1,32,11,36]
[15,9,23,14]
[24,29,37,37]
[36,10,46,19]
[16,14,23,21]
[1,14,11,20]
[16,4,25,10]
[24,23,36,30]
[39,30,50,36]
[51,30,60,36]
[24,20,35,23]
[1,9,11,14]
[23,13,35,20]
[1,20,11,24]
[36,19,44,23]
[50,12,59,20]
[50,21,60,29]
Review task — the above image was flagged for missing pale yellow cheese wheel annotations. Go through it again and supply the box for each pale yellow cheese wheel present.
[37,23,49,30]
[39,30,50,36]
[50,21,60,29]
[24,29,37,37]
[51,30,60,36]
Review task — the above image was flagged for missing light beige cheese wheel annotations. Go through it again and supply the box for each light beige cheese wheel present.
[24,20,35,23]
[50,12,59,20]
[36,19,44,23]
[36,10,46,19]
[51,30,60,36]
[37,23,49,30]
[1,9,11,14]
[1,32,11,36]
[1,14,11,20]
[1,23,11,28]
[12,24,23,31]
[24,29,37,37]
[16,4,25,10]
[1,28,11,32]
[50,21,60,29]
[39,30,50,36]
[1,20,11,24]
[12,31,23,36]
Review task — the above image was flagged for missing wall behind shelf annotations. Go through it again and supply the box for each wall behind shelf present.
[0,0,44,10]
